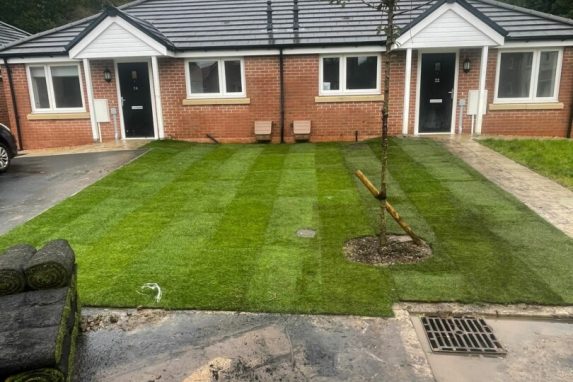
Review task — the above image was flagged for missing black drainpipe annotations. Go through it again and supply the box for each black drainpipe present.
[279,48,285,144]
[293,0,299,31]
[3,58,24,150]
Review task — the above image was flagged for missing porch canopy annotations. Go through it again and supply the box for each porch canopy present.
[68,6,175,141]
[396,0,507,135]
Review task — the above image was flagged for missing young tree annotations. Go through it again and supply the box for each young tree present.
[330,0,399,249]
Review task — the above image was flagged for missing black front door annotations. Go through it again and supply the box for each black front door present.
[118,62,154,138]
[419,53,456,133]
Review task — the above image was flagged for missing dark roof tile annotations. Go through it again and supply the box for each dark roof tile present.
[1,0,572,57]
[0,21,29,47]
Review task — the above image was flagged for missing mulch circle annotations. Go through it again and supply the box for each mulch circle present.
[344,235,432,267]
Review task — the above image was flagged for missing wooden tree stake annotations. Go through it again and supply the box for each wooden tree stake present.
[355,170,423,246]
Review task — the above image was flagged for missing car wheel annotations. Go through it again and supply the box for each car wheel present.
[0,143,10,173]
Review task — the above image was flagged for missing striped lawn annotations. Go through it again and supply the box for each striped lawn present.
[0,139,571,316]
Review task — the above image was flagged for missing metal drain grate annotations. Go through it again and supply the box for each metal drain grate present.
[421,316,506,356]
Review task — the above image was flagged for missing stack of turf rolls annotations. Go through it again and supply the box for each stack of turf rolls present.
[0,240,80,382]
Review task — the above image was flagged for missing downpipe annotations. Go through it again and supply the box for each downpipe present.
[2,58,24,150]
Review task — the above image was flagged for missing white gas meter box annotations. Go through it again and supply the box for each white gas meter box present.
[94,99,111,123]
[467,90,488,116]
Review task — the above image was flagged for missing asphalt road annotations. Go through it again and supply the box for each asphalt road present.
[0,150,144,236]
[75,309,433,382]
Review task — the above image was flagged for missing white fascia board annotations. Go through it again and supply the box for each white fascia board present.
[174,46,386,58]
[502,40,573,48]
[396,2,505,49]
[175,49,280,58]
[5,57,79,64]
[73,51,166,59]
[283,46,385,55]
[69,17,170,59]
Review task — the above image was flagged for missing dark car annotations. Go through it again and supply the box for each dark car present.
[0,123,17,173]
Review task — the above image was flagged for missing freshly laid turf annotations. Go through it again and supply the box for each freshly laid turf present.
[0,139,571,316]
[480,138,573,189]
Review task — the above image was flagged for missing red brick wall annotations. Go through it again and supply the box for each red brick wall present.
[403,47,572,138]
[91,60,122,141]
[1,63,94,150]
[160,56,281,143]
[481,47,573,137]
[283,54,388,142]
[457,49,482,135]
[2,49,571,150]
[160,55,392,143]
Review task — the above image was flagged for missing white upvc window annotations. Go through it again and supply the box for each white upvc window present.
[185,58,246,98]
[27,63,85,113]
[494,48,563,104]
[319,54,381,96]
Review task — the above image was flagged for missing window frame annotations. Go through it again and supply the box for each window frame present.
[26,63,86,114]
[494,48,563,104]
[319,53,382,96]
[184,57,246,99]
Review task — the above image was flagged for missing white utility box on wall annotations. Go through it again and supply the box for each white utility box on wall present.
[467,90,488,116]
[94,99,111,123]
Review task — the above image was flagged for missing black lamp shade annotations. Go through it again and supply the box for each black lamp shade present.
[463,58,471,73]
[103,68,112,82]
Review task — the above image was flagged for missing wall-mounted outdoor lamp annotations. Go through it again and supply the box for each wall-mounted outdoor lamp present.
[103,68,112,83]
[463,58,472,73]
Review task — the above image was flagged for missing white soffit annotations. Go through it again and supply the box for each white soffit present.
[396,2,505,49]
[69,17,169,59]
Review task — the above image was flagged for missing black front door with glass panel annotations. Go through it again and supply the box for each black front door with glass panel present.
[419,53,456,133]
[118,62,154,138]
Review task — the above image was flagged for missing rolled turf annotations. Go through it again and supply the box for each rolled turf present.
[0,285,77,379]
[24,240,75,290]
[5,303,80,382]
[0,244,36,296]
[5,313,80,382]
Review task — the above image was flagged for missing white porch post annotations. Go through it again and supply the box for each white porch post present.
[402,48,413,136]
[82,58,99,142]
[151,56,165,139]
[476,46,489,135]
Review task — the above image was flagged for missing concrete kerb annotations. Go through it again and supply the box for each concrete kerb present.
[396,302,573,320]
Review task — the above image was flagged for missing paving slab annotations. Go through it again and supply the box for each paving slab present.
[412,316,573,382]
[441,137,573,238]
[74,309,434,382]
[18,140,150,157]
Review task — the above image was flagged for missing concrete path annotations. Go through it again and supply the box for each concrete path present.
[441,137,573,238]
[0,149,145,235]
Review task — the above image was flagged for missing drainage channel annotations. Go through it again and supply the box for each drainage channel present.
[421,316,506,356]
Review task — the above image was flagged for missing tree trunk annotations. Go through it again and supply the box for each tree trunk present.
[379,1,395,250]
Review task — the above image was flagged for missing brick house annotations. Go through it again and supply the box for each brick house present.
[0,0,572,150]
[0,21,29,129]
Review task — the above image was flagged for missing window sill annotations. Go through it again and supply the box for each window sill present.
[315,95,384,103]
[489,102,564,111]
[27,112,91,120]
[182,98,250,106]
